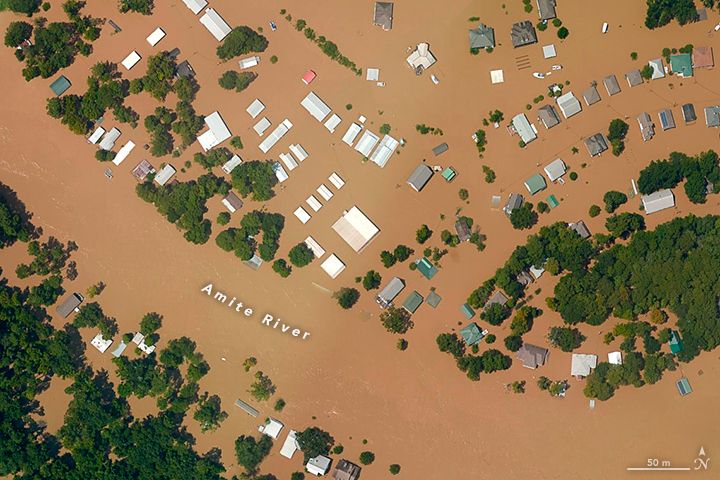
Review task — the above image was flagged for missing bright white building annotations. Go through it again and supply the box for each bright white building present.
[239,56,260,69]
[88,126,105,145]
[199,8,232,41]
[324,113,341,133]
[289,144,308,162]
[121,51,141,70]
[608,351,623,365]
[258,418,284,439]
[317,184,333,201]
[146,27,166,46]
[300,92,331,122]
[556,92,582,119]
[279,153,298,171]
[253,117,271,136]
[272,162,288,183]
[90,333,112,353]
[571,353,597,378]
[222,154,242,174]
[369,135,399,168]
[543,158,567,182]
[512,113,537,144]
[342,123,362,146]
[154,164,176,186]
[182,0,207,15]
[320,255,345,279]
[246,99,265,118]
[642,189,675,214]
[354,130,380,157]
[99,127,121,151]
[112,140,135,166]
[280,430,299,459]
[293,206,310,224]
[328,172,345,189]
[198,111,232,151]
[304,236,326,258]
[306,195,322,212]
[332,206,380,252]
[259,119,293,153]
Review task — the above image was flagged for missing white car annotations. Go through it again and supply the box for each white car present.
[431,74,439,85]
[552,64,562,71]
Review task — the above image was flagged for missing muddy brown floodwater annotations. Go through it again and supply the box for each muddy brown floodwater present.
[1,0,720,478]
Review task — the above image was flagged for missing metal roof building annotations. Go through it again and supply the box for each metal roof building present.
[199,8,232,41]
[376,277,405,308]
[332,206,380,252]
[603,75,621,96]
[512,113,537,144]
[556,92,582,118]
[642,189,675,214]
[406,164,433,192]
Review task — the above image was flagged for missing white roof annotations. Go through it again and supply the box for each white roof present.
[137,338,155,354]
[222,154,242,174]
[280,430,299,459]
[289,144,308,162]
[121,51,141,70]
[529,265,545,279]
[490,69,504,84]
[608,351,623,365]
[342,123,363,146]
[222,197,239,213]
[182,0,207,14]
[406,42,436,69]
[239,56,260,69]
[246,99,265,118]
[642,189,675,214]
[111,340,128,358]
[556,92,582,118]
[146,27,166,46]
[354,130,380,157]
[272,162,288,183]
[259,418,284,439]
[512,114,537,144]
[300,92,331,122]
[542,44,557,58]
[649,59,665,79]
[199,8,232,41]
[90,333,113,353]
[253,117,271,136]
[324,113,342,133]
[279,152,298,171]
[369,134,399,168]
[99,127,121,151]
[320,254,345,279]
[317,184,333,201]
[198,111,232,151]
[88,126,105,144]
[293,206,310,224]
[131,332,145,345]
[571,353,598,377]
[328,172,345,189]
[112,140,135,166]
[544,158,566,181]
[306,195,322,212]
[331,206,379,252]
[154,164,176,186]
[259,119,293,153]
[304,236,325,258]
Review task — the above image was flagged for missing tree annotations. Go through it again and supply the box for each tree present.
[362,270,381,290]
[217,212,230,225]
[458,188,469,200]
[389,464,401,475]
[645,0,698,29]
[436,333,465,358]
[291,473,305,480]
[380,250,396,268]
[537,376,552,390]
[482,165,496,183]
[603,190,628,213]
[359,451,375,465]
[230,136,243,150]
[143,52,176,100]
[510,203,538,230]
[380,306,413,334]
[249,371,275,401]
[296,427,334,461]
[216,26,268,60]
[415,225,433,244]
[140,312,162,336]
[288,243,314,267]
[640,64,654,80]
[589,204,601,217]
[605,213,645,239]
[218,70,257,92]
[607,119,629,157]
[334,287,359,309]
[235,435,273,475]
[479,349,512,372]
[4,0,41,15]
[174,76,198,102]
[557,26,569,39]
[272,259,292,277]
[119,0,154,14]
[379,123,391,135]
[193,392,227,432]
[504,335,523,352]
[393,244,414,262]
[537,201,549,213]
[4,21,33,47]
[482,303,510,326]
[548,326,585,352]
[232,160,278,201]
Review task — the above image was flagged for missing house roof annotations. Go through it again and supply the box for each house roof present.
[460,303,476,319]
[442,167,457,181]
[568,220,591,238]
[682,103,697,123]
[426,291,442,307]
[538,104,560,128]
[416,257,438,279]
[222,191,243,212]
[460,322,483,345]
[692,46,714,68]
[377,277,405,305]
[469,23,495,49]
[637,112,655,141]
[512,113,537,143]
[510,21,537,48]
[301,91,331,122]
[373,2,393,30]
[176,60,195,78]
[199,8,232,41]
[486,290,509,307]
[402,291,423,314]
[320,254,346,279]
[455,218,472,241]
[625,69,643,86]
[432,143,449,155]
[537,0,557,20]
[704,106,720,127]
[503,193,524,216]
[406,164,434,192]
[582,85,601,105]
[642,189,675,214]
[584,133,608,156]
[524,173,547,195]
[371,134,400,167]
[556,92,582,118]
[603,75,621,95]
[332,206,380,252]
[544,158,566,181]
[198,111,232,151]
[307,455,332,476]
[333,459,362,480]
[56,293,83,318]
[571,354,597,377]
[50,75,71,96]
[648,58,665,79]
[516,343,549,368]
[670,53,693,77]
[658,108,676,130]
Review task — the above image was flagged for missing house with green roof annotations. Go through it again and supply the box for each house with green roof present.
[426,291,442,308]
[416,257,438,279]
[669,330,683,354]
[50,75,71,96]
[402,291,423,314]
[442,166,457,182]
[670,54,693,78]
[460,303,475,320]
[524,173,547,195]
[460,322,484,345]
[546,194,559,209]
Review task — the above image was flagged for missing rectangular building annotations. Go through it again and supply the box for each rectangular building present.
[332,206,380,252]
[199,8,232,41]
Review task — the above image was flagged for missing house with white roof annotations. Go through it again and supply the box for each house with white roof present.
[642,189,675,214]
[258,418,283,439]
[306,455,332,476]
[320,254,345,279]
[280,430,299,459]
[182,0,207,15]
[512,113,537,144]
[571,353,597,379]
[198,111,231,151]
[556,92,582,118]
[354,130,380,157]
[369,135,399,167]
[199,8,232,41]
[543,158,566,182]
[154,164,176,186]
[332,206,380,252]
[301,92,331,122]
[90,333,113,353]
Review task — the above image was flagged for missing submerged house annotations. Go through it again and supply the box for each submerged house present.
[682,103,697,124]
[372,2,393,30]
[469,23,495,50]
[333,459,362,480]
[637,112,655,141]
[510,21,537,48]
[582,85,601,106]
[524,173,547,195]
[658,108,676,130]
[455,217,472,242]
[517,343,549,369]
[537,0,557,21]
[642,189,675,214]
[625,69,643,87]
[704,106,720,127]
[503,193,524,216]
[512,113,537,144]
[376,277,405,308]
[584,133,608,157]
[556,92,582,118]
[406,164,434,192]
[603,74,621,96]
[538,104,560,129]
[568,220,591,238]
[460,322,484,345]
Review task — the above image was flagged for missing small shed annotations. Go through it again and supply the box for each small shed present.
[442,167,457,182]
[426,291,442,308]
[669,330,683,354]
[402,291,424,314]
[460,303,475,319]
[432,143,449,156]
[302,69,317,85]
[306,455,332,476]
[682,103,697,123]
[676,377,692,396]
[524,174,547,195]
[50,75,71,96]
[416,257,438,279]
[642,189,675,214]
[503,193,524,216]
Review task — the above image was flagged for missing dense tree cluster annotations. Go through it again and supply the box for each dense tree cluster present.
[296,427,334,462]
[144,106,175,156]
[231,160,278,201]
[603,190,628,213]
[194,148,231,171]
[547,326,585,352]
[334,287,360,309]
[362,270,381,290]
[288,242,314,267]
[235,435,273,475]
[638,150,720,204]
[380,306,413,334]
[0,185,34,248]
[218,70,257,92]
[292,19,361,75]
[119,0,154,15]
[216,26,268,60]
[272,258,292,277]
[645,0,699,29]
[415,224,432,244]
[15,236,75,279]
[143,51,177,101]
[215,210,285,262]
[435,333,512,380]
[136,174,229,244]
[607,119,629,156]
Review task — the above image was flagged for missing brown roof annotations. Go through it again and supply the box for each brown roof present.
[693,46,714,68]
[516,343,549,368]
[223,191,243,211]
[333,459,361,480]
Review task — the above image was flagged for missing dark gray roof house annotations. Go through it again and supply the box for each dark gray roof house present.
[432,143,449,156]
[511,21,538,48]
[406,164,434,192]
[625,69,643,87]
[582,85,601,106]
[603,75,621,95]
[469,23,495,49]
[373,2,393,30]
[176,60,195,79]
[455,217,472,242]
[584,133,608,157]
[333,459,361,480]
[705,106,720,127]
[537,0,557,21]
[56,293,84,318]
[503,193,524,216]
[682,103,697,123]
[516,343,549,369]
[538,104,560,129]
[568,220,591,239]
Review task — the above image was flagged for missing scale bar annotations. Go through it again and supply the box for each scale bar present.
[627,467,691,471]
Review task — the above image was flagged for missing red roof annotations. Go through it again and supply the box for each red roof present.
[302,70,317,85]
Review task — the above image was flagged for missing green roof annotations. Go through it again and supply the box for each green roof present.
[402,291,423,313]
[49,75,71,96]
[460,303,475,319]
[416,257,438,279]
[460,322,482,345]
[670,54,693,77]
[426,291,442,308]
[547,194,559,208]
[442,167,457,182]
[524,173,547,195]
[669,330,683,354]
[676,377,692,396]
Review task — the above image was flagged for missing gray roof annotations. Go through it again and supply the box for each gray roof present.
[658,108,676,130]
[568,220,591,239]
[625,69,642,87]
[56,293,83,318]
[376,277,405,306]
[469,23,495,49]
[373,2,393,30]
[223,191,243,211]
[512,113,537,143]
[176,60,195,78]
[682,103,696,123]
[333,459,361,480]
[584,133,608,156]
[432,143,449,155]
[537,0,557,20]
[538,104,560,129]
[486,290,509,307]
[582,85,601,105]
[503,193,524,216]
[603,75,621,95]
[511,21,538,48]
[516,343,549,368]
[637,112,654,141]
[455,218,472,241]
[406,164,433,192]
[705,106,720,127]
